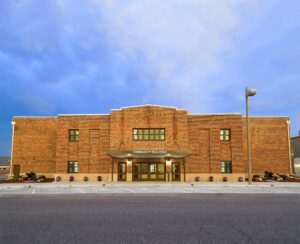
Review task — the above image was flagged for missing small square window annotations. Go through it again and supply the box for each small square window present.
[220,129,230,141]
[69,129,79,141]
[221,161,232,173]
[68,161,79,173]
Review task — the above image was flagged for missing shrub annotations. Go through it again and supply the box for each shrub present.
[84,176,88,182]
[69,176,74,182]
[223,176,228,182]
[238,177,244,182]
[56,176,61,182]
[195,176,200,182]
[97,176,102,182]
[26,172,37,181]
[209,176,213,182]
[37,175,46,182]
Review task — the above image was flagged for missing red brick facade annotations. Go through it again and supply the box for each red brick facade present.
[10,105,291,182]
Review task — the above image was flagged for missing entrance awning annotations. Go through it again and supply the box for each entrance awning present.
[108,150,192,159]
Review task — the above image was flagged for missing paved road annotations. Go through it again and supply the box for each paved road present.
[0,194,299,244]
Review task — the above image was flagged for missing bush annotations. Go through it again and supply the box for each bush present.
[238,176,244,182]
[37,175,46,182]
[26,172,37,181]
[84,176,88,182]
[69,176,74,182]
[264,171,273,178]
[195,176,200,182]
[209,176,214,182]
[223,176,228,182]
[97,176,102,182]
[56,176,61,182]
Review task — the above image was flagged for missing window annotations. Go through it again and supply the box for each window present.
[220,129,230,141]
[133,128,165,141]
[221,161,232,173]
[68,161,78,173]
[69,129,79,141]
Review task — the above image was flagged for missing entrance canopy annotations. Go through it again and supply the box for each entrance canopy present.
[108,150,191,159]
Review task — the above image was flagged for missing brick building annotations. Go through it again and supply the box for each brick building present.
[10,105,292,182]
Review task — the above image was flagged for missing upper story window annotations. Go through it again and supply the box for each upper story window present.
[69,129,79,141]
[133,128,165,141]
[68,161,78,173]
[220,129,230,141]
[221,161,232,173]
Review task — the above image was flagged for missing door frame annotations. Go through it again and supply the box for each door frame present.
[13,164,20,180]
[171,162,181,181]
[118,162,127,181]
[132,162,166,181]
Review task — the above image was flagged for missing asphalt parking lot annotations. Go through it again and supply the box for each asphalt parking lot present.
[0,194,299,244]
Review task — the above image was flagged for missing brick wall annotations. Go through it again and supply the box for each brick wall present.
[186,114,244,174]
[12,117,57,173]
[242,117,290,174]
[55,115,111,174]
[11,106,291,178]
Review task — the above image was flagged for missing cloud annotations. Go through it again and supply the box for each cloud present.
[0,0,300,155]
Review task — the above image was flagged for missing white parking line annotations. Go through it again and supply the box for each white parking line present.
[76,188,85,194]
[118,187,136,193]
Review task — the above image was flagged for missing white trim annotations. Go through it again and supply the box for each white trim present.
[13,116,57,118]
[189,113,241,116]
[58,114,109,116]
[116,104,179,110]
[242,116,289,118]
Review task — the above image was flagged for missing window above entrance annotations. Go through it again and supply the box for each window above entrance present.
[133,128,165,141]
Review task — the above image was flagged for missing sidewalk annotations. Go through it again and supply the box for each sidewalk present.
[0,182,299,195]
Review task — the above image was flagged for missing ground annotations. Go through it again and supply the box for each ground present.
[0,194,299,244]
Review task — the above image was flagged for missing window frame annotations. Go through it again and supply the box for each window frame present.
[220,129,231,141]
[221,161,232,173]
[69,129,79,141]
[132,128,165,141]
[67,161,79,173]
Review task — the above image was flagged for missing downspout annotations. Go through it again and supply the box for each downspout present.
[286,120,293,175]
[9,120,16,178]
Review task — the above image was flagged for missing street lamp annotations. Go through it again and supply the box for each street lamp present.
[245,87,256,185]
[9,121,16,178]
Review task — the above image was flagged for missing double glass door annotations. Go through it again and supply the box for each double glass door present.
[133,163,165,181]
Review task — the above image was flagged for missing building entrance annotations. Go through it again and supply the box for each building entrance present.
[133,162,165,181]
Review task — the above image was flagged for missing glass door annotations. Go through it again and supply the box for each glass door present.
[132,162,166,181]
[118,162,126,181]
[172,162,180,181]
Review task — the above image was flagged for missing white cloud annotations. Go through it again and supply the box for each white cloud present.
[88,0,260,111]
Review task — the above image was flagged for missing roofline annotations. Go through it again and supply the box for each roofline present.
[189,113,241,116]
[242,116,289,118]
[111,104,183,111]
[58,114,109,116]
[13,116,57,118]
[291,136,300,139]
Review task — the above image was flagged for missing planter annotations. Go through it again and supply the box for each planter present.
[195,176,200,182]
[56,176,61,182]
[223,176,228,182]
[209,176,214,182]
[84,176,88,182]
[69,176,74,182]
[97,176,102,182]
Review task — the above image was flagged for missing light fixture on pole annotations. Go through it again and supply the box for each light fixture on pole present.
[245,87,256,185]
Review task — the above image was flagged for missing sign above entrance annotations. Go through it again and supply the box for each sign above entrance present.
[108,150,192,159]
[133,150,167,155]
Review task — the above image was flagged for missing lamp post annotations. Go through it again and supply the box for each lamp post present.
[245,87,256,185]
[9,121,16,178]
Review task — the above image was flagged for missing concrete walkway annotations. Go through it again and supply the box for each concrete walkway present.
[0,182,299,195]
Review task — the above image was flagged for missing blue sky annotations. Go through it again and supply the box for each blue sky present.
[0,0,300,156]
